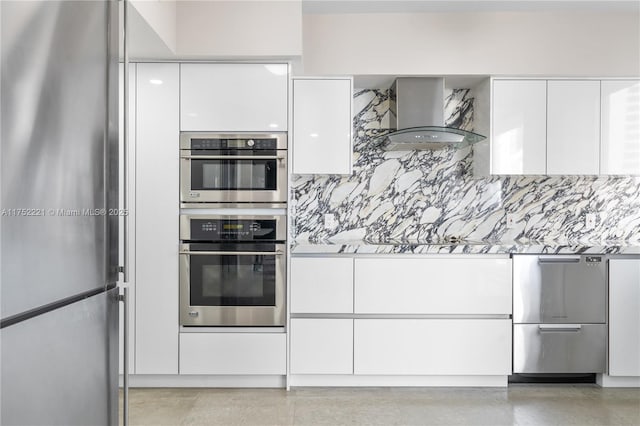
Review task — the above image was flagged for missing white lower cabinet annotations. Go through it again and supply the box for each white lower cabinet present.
[290,257,354,313]
[354,319,512,376]
[289,255,513,384]
[355,257,512,314]
[290,319,353,374]
[609,259,640,377]
[179,333,286,375]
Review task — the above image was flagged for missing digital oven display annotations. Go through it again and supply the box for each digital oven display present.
[226,140,246,148]
[223,224,244,230]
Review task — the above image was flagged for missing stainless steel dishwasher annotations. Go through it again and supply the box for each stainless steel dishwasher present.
[513,254,607,374]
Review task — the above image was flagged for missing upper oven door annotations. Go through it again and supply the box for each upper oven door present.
[180,132,287,203]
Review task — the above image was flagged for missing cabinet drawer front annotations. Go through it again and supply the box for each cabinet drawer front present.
[354,319,512,376]
[290,319,353,374]
[179,333,286,375]
[513,324,606,374]
[291,257,354,313]
[354,258,511,314]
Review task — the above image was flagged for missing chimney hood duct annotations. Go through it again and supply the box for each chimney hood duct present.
[377,77,486,151]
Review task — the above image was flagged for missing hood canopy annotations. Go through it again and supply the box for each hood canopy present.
[375,77,486,151]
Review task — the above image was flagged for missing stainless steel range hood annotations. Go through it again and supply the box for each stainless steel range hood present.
[377,77,486,151]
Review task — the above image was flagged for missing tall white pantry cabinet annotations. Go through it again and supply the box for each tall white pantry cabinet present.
[120,63,290,380]
[119,63,180,376]
[134,63,181,375]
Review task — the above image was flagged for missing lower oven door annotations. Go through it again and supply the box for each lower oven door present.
[179,243,286,326]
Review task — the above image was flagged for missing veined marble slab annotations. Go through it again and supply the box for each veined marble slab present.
[290,241,640,255]
[291,89,640,246]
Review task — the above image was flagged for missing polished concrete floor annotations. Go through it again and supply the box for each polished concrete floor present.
[120,385,640,426]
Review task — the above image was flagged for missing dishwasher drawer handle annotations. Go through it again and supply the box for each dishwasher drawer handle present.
[538,324,582,332]
[538,255,581,264]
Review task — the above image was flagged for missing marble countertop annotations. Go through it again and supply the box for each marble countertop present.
[290,240,640,255]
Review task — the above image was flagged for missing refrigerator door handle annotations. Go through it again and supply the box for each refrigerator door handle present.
[119,3,130,426]
[118,286,129,426]
[120,0,131,284]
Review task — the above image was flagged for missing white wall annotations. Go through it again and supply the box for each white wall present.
[301,11,640,77]
[131,0,177,53]
[122,1,176,60]
[176,0,302,58]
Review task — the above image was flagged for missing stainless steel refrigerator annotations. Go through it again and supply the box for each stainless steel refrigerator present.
[1,1,121,424]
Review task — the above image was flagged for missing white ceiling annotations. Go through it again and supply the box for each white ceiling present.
[303,0,640,14]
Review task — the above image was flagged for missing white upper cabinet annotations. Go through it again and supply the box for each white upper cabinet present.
[292,78,353,175]
[492,80,547,175]
[547,80,601,175]
[489,78,639,176]
[180,63,288,132]
[601,80,640,175]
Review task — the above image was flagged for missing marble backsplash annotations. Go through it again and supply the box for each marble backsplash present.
[291,89,640,245]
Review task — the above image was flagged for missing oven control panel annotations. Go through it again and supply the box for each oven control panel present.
[189,138,277,150]
[190,219,276,241]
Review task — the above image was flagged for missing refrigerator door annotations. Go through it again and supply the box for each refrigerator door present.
[0,287,119,425]
[0,0,119,319]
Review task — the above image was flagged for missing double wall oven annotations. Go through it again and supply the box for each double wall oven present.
[179,215,286,327]
[180,132,287,206]
[179,132,288,328]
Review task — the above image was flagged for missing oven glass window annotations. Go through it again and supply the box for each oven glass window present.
[193,159,277,191]
[190,253,276,306]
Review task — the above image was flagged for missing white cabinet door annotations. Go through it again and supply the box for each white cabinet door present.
[547,80,601,175]
[609,259,640,377]
[354,257,512,315]
[180,63,288,132]
[290,319,353,374]
[135,63,179,374]
[292,78,353,175]
[492,80,547,175]
[179,333,286,375]
[290,257,353,313]
[601,80,640,175]
[354,319,512,375]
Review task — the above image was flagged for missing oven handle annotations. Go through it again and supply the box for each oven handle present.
[180,155,285,160]
[179,250,285,256]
